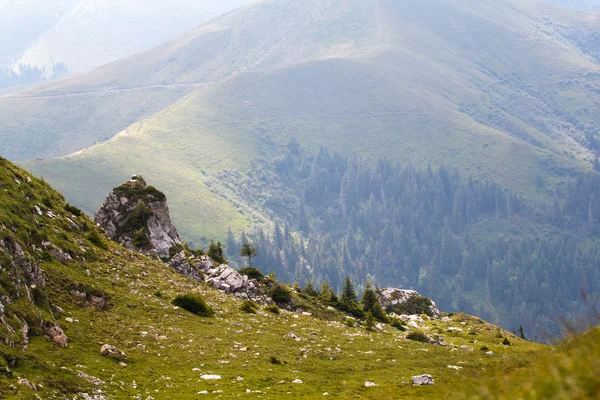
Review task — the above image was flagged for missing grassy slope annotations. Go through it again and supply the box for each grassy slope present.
[0,157,545,399]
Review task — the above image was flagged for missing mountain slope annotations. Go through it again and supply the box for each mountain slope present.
[1,0,251,73]
[19,0,600,231]
[0,156,545,399]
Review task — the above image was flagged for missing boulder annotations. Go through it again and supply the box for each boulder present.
[412,374,434,386]
[100,344,127,359]
[17,378,37,391]
[46,324,68,347]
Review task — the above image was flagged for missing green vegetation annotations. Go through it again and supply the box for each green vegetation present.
[172,294,214,317]
[240,300,259,314]
[406,330,431,343]
[270,282,292,306]
[207,240,227,265]
[238,266,264,281]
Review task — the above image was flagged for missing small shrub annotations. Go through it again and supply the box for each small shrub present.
[154,291,162,298]
[238,267,264,282]
[240,300,259,314]
[469,330,478,335]
[406,330,430,343]
[87,230,108,250]
[391,318,407,331]
[132,228,151,249]
[502,337,511,346]
[172,294,214,317]
[480,345,489,351]
[270,282,292,305]
[264,304,280,314]
[270,356,282,365]
[64,203,82,217]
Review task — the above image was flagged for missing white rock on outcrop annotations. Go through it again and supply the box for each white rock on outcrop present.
[377,288,441,318]
[412,374,434,386]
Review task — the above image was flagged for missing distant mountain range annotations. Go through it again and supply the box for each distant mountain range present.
[0,0,250,73]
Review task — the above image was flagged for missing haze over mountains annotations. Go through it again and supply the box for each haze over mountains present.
[0,0,250,74]
[547,0,600,11]
[9,0,600,214]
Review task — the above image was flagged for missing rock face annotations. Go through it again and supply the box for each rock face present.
[168,253,272,304]
[94,176,182,258]
[377,288,440,318]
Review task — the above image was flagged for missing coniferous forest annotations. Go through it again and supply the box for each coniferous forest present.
[217,138,600,337]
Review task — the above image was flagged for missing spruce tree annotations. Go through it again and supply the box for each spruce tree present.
[340,276,362,317]
[361,281,388,322]
[304,280,318,297]
[519,325,526,340]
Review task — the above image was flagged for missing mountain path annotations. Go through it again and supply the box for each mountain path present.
[0,81,209,100]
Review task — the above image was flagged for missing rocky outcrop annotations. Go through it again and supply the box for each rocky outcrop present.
[168,253,272,304]
[377,288,440,318]
[94,176,182,259]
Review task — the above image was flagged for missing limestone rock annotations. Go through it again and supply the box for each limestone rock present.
[94,176,181,259]
[412,374,434,386]
[377,288,440,318]
[100,344,126,359]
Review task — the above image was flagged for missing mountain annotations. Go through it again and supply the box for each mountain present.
[0,156,552,399]
[0,0,250,73]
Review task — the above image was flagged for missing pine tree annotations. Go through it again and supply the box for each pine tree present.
[340,276,363,317]
[518,325,526,340]
[304,280,318,297]
[361,281,388,322]
[207,240,227,264]
[240,242,257,267]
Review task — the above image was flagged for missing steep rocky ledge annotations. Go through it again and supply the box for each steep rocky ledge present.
[94,175,182,259]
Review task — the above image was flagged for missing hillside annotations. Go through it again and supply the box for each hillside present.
[0,0,250,74]
[3,0,600,167]
[0,156,551,399]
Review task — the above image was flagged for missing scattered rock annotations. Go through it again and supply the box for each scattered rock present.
[200,375,222,380]
[292,379,303,384]
[486,351,494,356]
[459,345,473,352]
[365,381,377,387]
[17,378,37,391]
[100,344,126,359]
[412,374,434,386]
[447,365,462,370]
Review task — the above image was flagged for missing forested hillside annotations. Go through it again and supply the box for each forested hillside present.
[219,140,600,336]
